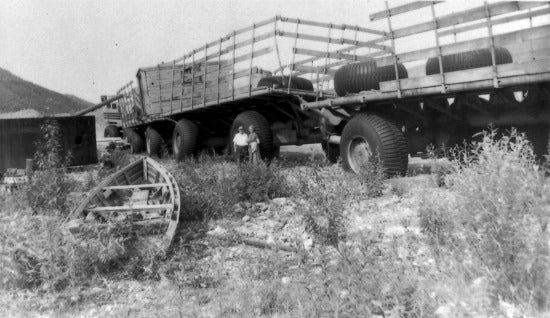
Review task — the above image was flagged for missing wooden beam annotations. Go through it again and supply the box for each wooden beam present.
[370,1,443,21]
[278,31,392,52]
[87,204,173,212]
[103,183,168,190]
[294,48,374,62]
[279,16,387,36]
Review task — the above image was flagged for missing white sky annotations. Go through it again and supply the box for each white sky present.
[0,0,543,103]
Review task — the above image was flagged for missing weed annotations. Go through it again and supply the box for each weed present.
[358,154,386,197]
[420,128,550,310]
[26,120,74,215]
[299,167,348,247]
[234,161,289,202]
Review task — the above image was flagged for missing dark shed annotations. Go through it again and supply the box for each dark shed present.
[0,116,97,171]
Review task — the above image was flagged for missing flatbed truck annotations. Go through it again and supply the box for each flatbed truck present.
[113,1,550,175]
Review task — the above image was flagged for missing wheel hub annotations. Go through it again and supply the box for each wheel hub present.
[173,133,181,155]
[348,136,372,173]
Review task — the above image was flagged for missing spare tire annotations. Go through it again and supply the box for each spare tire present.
[257,76,314,91]
[334,61,408,96]
[426,47,513,75]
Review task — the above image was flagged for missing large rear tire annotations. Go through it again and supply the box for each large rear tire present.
[124,128,144,154]
[172,118,199,161]
[340,113,408,176]
[104,125,121,138]
[230,111,276,160]
[145,126,164,158]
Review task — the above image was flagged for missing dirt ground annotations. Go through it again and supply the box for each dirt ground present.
[0,145,512,317]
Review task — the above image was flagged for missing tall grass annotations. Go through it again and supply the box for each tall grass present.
[420,128,550,311]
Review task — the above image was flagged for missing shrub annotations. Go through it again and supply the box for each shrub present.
[291,234,435,317]
[174,154,239,220]
[358,154,386,198]
[420,128,550,310]
[299,167,348,247]
[26,120,74,215]
[234,161,289,202]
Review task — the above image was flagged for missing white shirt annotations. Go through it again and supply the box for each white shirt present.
[233,132,248,146]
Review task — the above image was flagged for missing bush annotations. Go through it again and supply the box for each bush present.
[174,155,289,220]
[234,161,289,202]
[174,154,239,220]
[26,120,74,215]
[289,234,434,317]
[358,154,386,198]
[299,166,348,247]
[420,128,550,310]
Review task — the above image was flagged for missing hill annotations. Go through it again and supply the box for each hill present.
[0,67,93,116]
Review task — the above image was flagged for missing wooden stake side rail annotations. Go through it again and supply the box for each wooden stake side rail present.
[114,3,549,126]
[389,1,547,40]
[302,58,550,110]
[437,6,550,37]
[369,1,444,21]
[375,24,550,68]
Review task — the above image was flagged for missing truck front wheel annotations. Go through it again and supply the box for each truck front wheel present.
[145,126,164,158]
[172,118,199,161]
[340,113,408,176]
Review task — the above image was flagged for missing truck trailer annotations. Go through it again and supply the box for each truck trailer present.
[112,1,550,175]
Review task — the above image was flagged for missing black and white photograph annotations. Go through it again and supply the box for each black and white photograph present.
[1,0,550,316]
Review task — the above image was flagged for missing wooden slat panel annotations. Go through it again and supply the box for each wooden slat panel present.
[438,6,550,37]
[174,16,277,62]
[379,58,550,92]
[369,1,443,21]
[190,31,276,65]
[392,1,546,39]
[376,24,550,67]
[278,31,392,52]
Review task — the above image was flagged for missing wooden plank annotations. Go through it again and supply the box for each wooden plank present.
[438,6,550,37]
[278,31,392,52]
[370,1,443,21]
[280,16,387,36]
[104,183,168,190]
[87,204,173,212]
[391,1,546,39]
[376,24,550,67]
[294,47,374,62]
